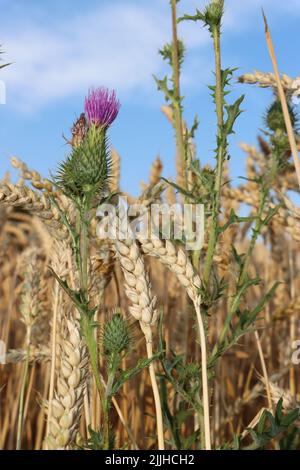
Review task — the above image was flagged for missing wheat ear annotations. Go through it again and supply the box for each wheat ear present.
[114,216,164,450]
[0,182,68,239]
[16,249,43,449]
[45,241,88,449]
[45,315,88,449]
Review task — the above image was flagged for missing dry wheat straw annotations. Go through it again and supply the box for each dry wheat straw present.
[137,235,211,450]
[263,12,300,188]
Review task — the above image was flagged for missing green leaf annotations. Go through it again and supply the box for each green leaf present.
[111,353,161,396]
[218,208,256,234]
[159,40,185,69]
[241,399,300,450]
[153,75,174,103]
[281,408,300,427]
[178,10,205,24]
[48,267,81,306]
[223,95,244,137]
[161,177,197,200]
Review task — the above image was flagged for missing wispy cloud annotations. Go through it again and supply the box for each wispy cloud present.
[1,2,169,111]
[0,0,298,112]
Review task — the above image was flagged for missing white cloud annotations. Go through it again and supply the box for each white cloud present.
[1,2,171,111]
[0,0,298,112]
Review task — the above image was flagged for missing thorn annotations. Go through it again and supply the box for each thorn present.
[62,133,71,146]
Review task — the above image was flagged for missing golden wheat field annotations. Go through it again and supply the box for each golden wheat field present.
[1,0,300,454]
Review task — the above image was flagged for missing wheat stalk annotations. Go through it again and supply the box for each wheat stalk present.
[136,235,211,450]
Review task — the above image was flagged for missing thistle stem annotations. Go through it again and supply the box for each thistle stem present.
[212,187,269,355]
[171,0,186,188]
[80,213,89,294]
[203,25,225,288]
[78,207,110,449]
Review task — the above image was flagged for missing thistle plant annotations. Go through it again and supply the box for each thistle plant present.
[152,0,300,451]
[49,88,161,450]
[101,313,158,425]
[154,0,187,189]
[50,87,120,449]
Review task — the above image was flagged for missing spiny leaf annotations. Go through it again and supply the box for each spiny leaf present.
[178,10,205,24]
[241,399,299,450]
[223,95,245,136]
[153,75,174,103]
[111,353,161,396]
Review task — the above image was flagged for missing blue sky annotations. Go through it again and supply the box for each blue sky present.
[0,0,300,195]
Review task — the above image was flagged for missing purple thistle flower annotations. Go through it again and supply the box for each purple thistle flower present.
[84,87,120,128]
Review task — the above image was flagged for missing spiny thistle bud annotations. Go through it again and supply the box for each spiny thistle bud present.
[179,362,200,384]
[179,1,224,35]
[203,0,224,32]
[265,99,298,133]
[103,313,131,357]
[56,123,111,201]
[84,87,120,129]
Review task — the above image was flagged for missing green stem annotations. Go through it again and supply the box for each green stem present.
[203,25,225,288]
[239,194,267,287]
[171,0,186,188]
[78,205,110,449]
[80,212,89,295]
[212,189,268,356]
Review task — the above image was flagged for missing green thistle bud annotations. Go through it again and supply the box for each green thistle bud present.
[178,1,224,35]
[56,123,111,202]
[265,99,298,133]
[103,313,131,357]
[203,0,224,32]
[179,362,200,384]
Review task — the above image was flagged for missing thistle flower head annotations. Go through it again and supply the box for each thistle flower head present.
[84,87,120,128]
